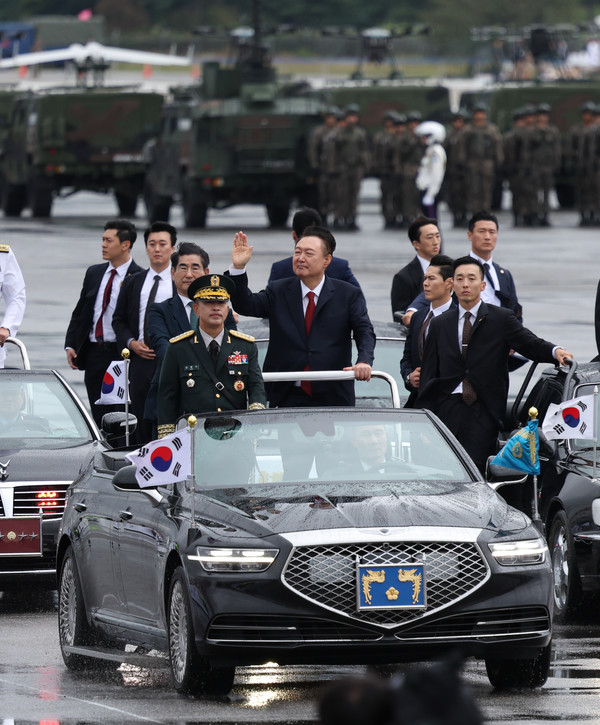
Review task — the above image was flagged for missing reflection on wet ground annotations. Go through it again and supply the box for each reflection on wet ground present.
[0,589,57,613]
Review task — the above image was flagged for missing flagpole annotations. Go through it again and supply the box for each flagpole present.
[529,407,543,532]
[593,386,598,482]
[187,415,198,546]
[122,348,131,446]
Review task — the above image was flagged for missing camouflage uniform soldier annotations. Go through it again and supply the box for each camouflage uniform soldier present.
[457,103,503,215]
[444,109,469,227]
[373,111,399,229]
[308,107,338,224]
[391,113,407,227]
[565,102,596,226]
[396,111,424,228]
[531,103,561,226]
[514,105,539,227]
[502,108,526,226]
[327,104,370,231]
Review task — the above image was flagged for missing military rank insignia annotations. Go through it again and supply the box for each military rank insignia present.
[357,563,426,610]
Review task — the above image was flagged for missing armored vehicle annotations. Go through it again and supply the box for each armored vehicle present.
[144,62,326,228]
[1,88,163,218]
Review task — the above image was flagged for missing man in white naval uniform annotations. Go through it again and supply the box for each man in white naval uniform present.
[0,244,26,368]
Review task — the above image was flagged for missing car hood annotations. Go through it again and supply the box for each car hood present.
[196,480,530,539]
[0,442,97,482]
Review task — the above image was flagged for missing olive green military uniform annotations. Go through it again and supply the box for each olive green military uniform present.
[457,121,503,214]
[531,123,561,225]
[444,120,468,227]
[157,328,266,437]
[325,123,370,229]
[373,118,398,228]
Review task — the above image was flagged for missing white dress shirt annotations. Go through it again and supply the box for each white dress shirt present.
[138,266,172,343]
[90,259,133,343]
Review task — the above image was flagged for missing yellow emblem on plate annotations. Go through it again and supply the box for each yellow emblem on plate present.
[7,531,16,541]
[386,587,399,601]
[234,380,245,391]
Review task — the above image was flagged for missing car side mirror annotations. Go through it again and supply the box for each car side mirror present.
[112,464,140,491]
[486,461,528,490]
[101,412,138,441]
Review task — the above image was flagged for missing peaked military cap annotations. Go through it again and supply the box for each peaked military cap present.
[188,273,236,301]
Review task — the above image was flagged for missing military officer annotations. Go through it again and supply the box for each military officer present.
[0,243,26,368]
[157,274,265,438]
[373,110,399,229]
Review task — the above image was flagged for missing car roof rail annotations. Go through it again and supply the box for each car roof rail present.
[3,337,31,370]
[261,369,401,408]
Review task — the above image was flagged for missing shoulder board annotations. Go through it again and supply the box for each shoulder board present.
[169,330,195,344]
[230,330,255,343]
[0,244,10,253]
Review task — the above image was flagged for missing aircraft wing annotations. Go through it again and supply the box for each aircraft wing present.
[0,42,191,69]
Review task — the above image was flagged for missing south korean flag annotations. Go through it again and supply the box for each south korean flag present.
[542,395,596,441]
[126,429,192,487]
[95,360,130,405]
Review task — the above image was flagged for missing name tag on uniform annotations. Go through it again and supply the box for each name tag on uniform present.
[184,364,200,371]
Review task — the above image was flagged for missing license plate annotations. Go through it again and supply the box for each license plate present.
[0,517,42,556]
[357,563,426,610]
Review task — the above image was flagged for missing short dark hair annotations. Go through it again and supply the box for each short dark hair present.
[299,225,336,256]
[454,255,484,279]
[292,207,322,238]
[171,242,209,270]
[468,210,499,232]
[408,216,438,243]
[429,254,454,281]
[144,221,177,246]
[104,219,137,247]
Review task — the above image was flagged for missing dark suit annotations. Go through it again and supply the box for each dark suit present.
[390,256,424,316]
[406,260,523,322]
[400,303,456,408]
[229,273,376,407]
[65,259,143,425]
[418,303,557,469]
[112,268,162,444]
[269,255,361,289]
[593,279,600,356]
[145,291,236,425]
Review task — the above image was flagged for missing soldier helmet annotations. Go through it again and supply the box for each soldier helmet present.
[406,110,422,123]
[325,106,339,117]
[536,102,551,114]
[472,102,488,113]
[581,101,596,114]
[453,108,469,120]
[512,106,525,120]
[414,120,446,144]
[394,112,407,125]
[188,274,236,302]
[344,103,360,117]
[521,104,537,116]
[383,110,397,122]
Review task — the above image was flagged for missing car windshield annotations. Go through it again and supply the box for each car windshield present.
[0,373,93,448]
[192,409,471,490]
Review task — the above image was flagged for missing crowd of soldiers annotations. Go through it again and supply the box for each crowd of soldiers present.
[310,99,600,231]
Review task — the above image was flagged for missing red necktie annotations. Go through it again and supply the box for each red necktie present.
[94,268,117,342]
[302,291,316,396]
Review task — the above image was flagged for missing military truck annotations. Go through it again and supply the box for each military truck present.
[1,88,163,218]
[143,62,326,228]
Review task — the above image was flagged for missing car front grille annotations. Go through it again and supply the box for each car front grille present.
[283,541,489,628]
[10,483,70,521]
[207,614,382,643]
[395,606,550,640]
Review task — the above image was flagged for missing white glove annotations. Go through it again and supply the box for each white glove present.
[422,192,434,205]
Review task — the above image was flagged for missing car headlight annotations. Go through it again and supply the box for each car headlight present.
[488,538,547,566]
[188,547,279,572]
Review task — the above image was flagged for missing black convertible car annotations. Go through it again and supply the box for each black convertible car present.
[508,359,600,620]
[57,406,552,694]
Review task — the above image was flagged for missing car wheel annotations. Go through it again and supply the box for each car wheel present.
[168,567,235,695]
[549,510,582,621]
[485,641,551,689]
[58,547,96,670]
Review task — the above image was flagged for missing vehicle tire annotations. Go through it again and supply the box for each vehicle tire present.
[58,546,96,670]
[549,510,582,621]
[266,203,289,228]
[2,182,26,217]
[555,181,575,210]
[144,182,171,222]
[168,567,235,695]
[485,641,551,689]
[115,191,138,217]
[29,177,53,218]
[183,188,207,228]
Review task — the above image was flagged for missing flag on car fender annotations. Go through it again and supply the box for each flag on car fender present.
[490,418,540,475]
[542,395,596,441]
[95,360,130,405]
[126,429,191,487]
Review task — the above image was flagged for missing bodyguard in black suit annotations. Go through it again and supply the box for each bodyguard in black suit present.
[112,221,177,443]
[418,256,572,471]
[400,254,455,408]
[390,216,441,317]
[268,206,361,289]
[65,220,142,426]
[229,226,376,407]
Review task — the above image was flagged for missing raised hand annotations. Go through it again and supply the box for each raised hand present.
[232,231,254,269]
